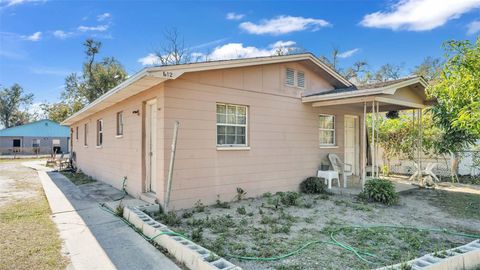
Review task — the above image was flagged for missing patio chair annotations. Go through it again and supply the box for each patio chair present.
[328,153,353,188]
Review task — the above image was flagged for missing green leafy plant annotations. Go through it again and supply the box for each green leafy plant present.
[277,191,300,206]
[191,227,203,243]
[360,178,399,205]
[214,195,230,209]
[236,206,246,215]
[300,177,327,194]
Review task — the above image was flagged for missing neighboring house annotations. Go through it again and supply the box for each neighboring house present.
[62,53,432,209]
[0,119,70,155]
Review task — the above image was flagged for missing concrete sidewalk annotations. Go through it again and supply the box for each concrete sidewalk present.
[28,162,180,270]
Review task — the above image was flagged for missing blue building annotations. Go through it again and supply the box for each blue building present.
[0,119,70,155]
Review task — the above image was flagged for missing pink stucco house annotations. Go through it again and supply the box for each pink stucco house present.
[62,53,431,209]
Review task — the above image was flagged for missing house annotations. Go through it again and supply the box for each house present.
[0,119,70,155]
[62,53,432,209]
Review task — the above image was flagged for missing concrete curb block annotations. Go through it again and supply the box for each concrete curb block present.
[376,239,480,270]
[123,204,242,270]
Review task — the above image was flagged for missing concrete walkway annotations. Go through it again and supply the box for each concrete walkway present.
[27,162,180,270]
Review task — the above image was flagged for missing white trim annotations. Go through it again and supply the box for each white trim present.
[115,135,123,139]
[302,77,428,103]
[216,103,248,147]
[318,114,336,147]
[216,146,251,151]
[319,146,339,149]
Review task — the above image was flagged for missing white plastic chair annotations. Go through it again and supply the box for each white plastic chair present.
[328,153,353,188]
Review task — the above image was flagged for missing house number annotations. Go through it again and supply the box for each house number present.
[162,71,174,78]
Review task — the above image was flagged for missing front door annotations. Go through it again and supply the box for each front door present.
[344,115,359,175]
[145,99,157,193]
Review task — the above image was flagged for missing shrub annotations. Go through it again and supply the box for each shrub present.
[277,191,300,206]
[194,200,205,213]
[191,228,203,243]
[300,177,327,194]
[360,178,399,205]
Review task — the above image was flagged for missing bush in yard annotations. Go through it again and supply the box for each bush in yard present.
[300,177,327,194]
[360,178,399,205]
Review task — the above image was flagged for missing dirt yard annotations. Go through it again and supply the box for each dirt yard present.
[149,186,480,270]
[0,159,68,270]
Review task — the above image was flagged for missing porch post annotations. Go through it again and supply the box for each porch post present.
[376,101,380,178]
[418,109,423,184]
[371,100,376,178]
[362,101,367,188]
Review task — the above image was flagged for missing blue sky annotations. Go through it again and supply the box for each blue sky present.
[1,0,479,105]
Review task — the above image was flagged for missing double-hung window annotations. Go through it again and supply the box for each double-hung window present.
[319,114,335,146]
[96,119,103,146]
[216,103,247,147]
[116,112,123,136]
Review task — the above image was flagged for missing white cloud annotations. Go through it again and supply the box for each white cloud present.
[1,0,45,7]
[97,12,111,21]
[467,20,480,34]
[226,12,244,20]
[138,53,161,66]
[239,15,330,35]
[360,0,480,31]
[23,31,41,41]
[77,25,109,32]
[52,30,73,39]
[206,40,297,61]
[139,40,298,66]
[338,48,360,58]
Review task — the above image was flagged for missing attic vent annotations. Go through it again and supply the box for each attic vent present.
[297,71,305,88]
[285,68,295,86]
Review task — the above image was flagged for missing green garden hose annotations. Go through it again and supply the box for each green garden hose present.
[98,202,480,266]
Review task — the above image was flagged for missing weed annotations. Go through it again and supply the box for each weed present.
[158,211,182,227]
[304,217,314,223]
[191,227,203,243]
[182,211,193,218]
[194,200,206,213]
[277,191,300,206]
[262,192,272,198]
[115,201,124,217]
[359,178,399,205]
[236,206,247,215]
[214,196,230,209]
[235,187,247,201]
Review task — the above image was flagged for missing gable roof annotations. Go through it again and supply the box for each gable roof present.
[0,119,70,137]
[62,53,352,125]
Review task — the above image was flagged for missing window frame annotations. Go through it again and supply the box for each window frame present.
[96,119,103,147]
[116,111,124,136]
[216,103,248,148]
[84,123,88,146]
[318,114,336,146]
[76,126,79,140]
[32,138,40,148]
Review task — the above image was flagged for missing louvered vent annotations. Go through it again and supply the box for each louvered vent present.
[285,68,295,86]
[297,71,305,88]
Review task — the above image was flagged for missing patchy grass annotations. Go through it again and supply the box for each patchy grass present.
[419,189,480,220]
[61,171,96,185]
[0,195,67,270]
[145,190,478,270]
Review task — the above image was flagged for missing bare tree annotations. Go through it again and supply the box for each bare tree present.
[331,47,339,70]
[155,28,191,66]
[374,63,404,82]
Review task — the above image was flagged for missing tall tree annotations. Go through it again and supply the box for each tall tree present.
[374,63,403,82]
[412,56,442,82]
[155,28,191,66]
[427,38,480,180]
[0,84,33,128]
[43,39,127,122]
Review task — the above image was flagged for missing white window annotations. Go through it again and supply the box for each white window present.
[116,111,123,136]
[52,139,60,146]
[84,123,88,146]
[285,68,305,88]
[96,119,103,146]
[319,114,335,146]
[216,103,247,147]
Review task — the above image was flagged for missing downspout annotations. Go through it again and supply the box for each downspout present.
[164,121,180,212]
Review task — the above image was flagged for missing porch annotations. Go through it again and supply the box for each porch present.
[304,76,435,191]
